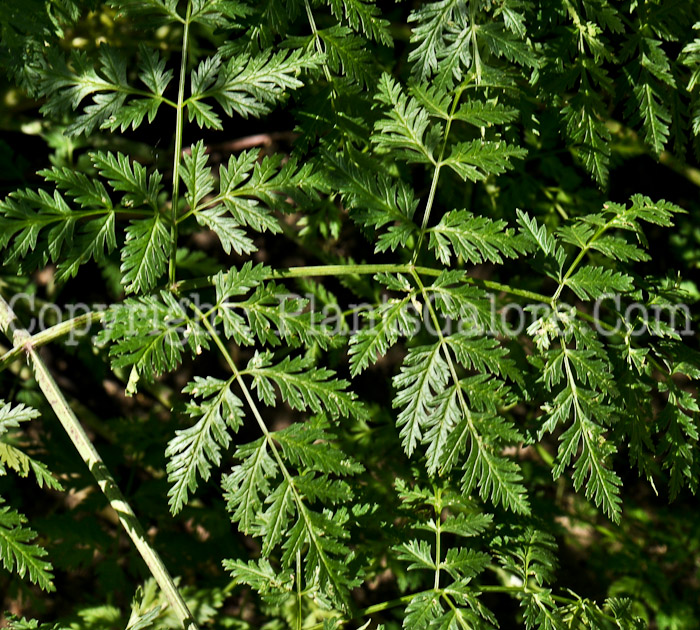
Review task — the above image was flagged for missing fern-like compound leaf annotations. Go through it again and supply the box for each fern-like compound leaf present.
[0,500,54,592]
[441,140,527,182]
[326,150,418,252]
[223,437,278,535]
[38,46,144,136]
[565,266,634,301]
[98,292,208,394]
[246,351,367,420]
[120,215,171,294]
[318,26,376,88]
[188,49,320,120]
[407,0,464,81]
[444,413,530,514]
[223,557,293,597]
[0,401,40,434]
[0,401,62,491]
[393,341,450,458]
[166,376,244,514]
[91,151,163,211]
[326,0,391,44]
[428,210,529,266]
[372,73,440,165]
[348,294,416,376]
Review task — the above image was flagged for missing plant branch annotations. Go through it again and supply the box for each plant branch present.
[413,84,465,260]
[0,296,198,630]
[0,311,104,372]
[168,1,192,288]
[174,263,555,304]
[433,486,442,591]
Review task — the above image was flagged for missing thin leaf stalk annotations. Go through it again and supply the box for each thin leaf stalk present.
[552,211,620,301]
[440,591,470,630]
[413,83,466,260]
[433,486,442,591]
[296,549,303,630]
[175,263,554,305]
[169,1,193,288]
[304,0,334,84]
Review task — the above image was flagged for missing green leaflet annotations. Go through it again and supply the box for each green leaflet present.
[223,557,293,597]
[565,266,634,301]
[326,0,391,45]
[325,149,419,252]
[440,140,527,182]
[120,215,171,294]
[187,48,321,122]
[97,292,209,394]
[318,26,376,88]
[0,401,40,433]
[245,351,367,420]
[348,295,417,376]
[372,73,440,165]
[0,401,62,491]
[186,148,321,256]
[393,341,451,458]
[166,376,244,514]
[0,402,56,592]
[428,210,529,265]
[0,500,55,593]
[181,141,215,212]
[215,277,332,349]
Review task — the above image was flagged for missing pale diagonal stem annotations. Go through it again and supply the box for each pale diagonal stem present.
[0,311,103,371]
[0,295,198,630]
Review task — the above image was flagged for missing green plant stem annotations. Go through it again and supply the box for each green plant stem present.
[169,1,192,288]
[0,311,103,371]
[413,84,465,260]
[296,549,303,630]
[413,163,442,258]
[2,253,668,386]
[304,0,334,84]
[276,263,434,280]
[175,262,554,305]
[433,487,442,591]
[0,296,198,630]
[477,584,570,605]
[553,215,615,302]
[479,583,621,621]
